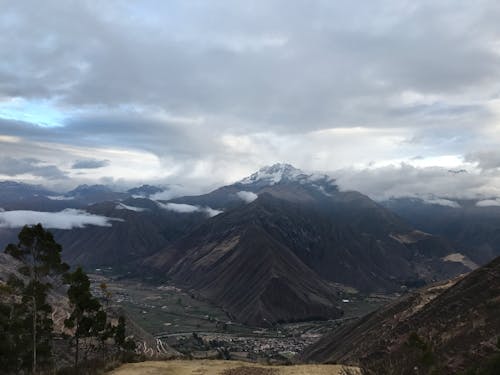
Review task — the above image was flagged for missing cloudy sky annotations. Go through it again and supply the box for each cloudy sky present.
[2,0,500,199]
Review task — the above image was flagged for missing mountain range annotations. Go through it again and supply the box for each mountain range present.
[1,163,499,326]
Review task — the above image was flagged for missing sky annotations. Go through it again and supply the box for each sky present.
[2,0,500,200]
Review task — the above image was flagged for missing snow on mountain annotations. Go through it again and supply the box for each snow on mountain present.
[238,163,337,194]
[239,163,305,185]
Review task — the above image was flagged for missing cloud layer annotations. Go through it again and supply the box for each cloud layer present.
[0,209,122,229]
[72,159,110,169]
[156,202,222,217]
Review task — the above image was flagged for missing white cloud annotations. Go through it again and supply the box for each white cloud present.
[423,198,461,208]
[203,207,223,217]
[156,202,222,217]
[157,202,199,213]
[0,209,123,229]
[237,191,258,203]
[115,203,147,212]
[47,195,74,201]
[476,199,500,207]
[149,184,200,201]
[335,163,500,201]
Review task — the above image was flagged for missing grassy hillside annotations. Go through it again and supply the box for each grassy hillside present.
[108,360,357,375]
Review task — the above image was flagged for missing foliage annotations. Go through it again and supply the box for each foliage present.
[2,224,69,374]
[64,266,111,370]
[1,225,136,374]
[114,315,136,352]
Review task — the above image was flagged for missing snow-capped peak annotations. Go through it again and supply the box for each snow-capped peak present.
[238,163,337,193]
[239,163,306,185]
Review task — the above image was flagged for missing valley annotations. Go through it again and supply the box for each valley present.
[90,270,388,362]
[2,164,500,374]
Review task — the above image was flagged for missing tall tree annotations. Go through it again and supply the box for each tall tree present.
[114,315,136,353]
[64,267,106,371]
[4,224,69,374]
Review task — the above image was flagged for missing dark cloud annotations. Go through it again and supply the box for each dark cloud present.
[0,157,67,180]
[465,151,500,170]
[71,159,110,169]
[2,1,500,131]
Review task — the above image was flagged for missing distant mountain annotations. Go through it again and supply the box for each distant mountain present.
[169,163,337,210]
[127,184,164,197]
[149,165,469,291]
[53,198,207,267]
[0,167,475,311]
[0,181,217,268]
[66,184,130,204]
[0,181,74,211]
[383,197,500,264]
[302,255,500,373]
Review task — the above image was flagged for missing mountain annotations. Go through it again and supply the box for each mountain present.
[143,164,471,325]
[149,164,470,292]
[66,184,130,204]
[302,255,500,373]
[169,163,337,210]
[383,197,500,264]
[144,197,343,325]
[0,181,221,268]
[0,166,472,294]
[0,181,80,211]
[53,198,207,267]
[127,184,164,197]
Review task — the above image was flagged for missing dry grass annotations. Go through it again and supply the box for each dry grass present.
[107,360,357,375]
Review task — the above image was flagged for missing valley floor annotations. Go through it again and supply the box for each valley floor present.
[107,360,356,375]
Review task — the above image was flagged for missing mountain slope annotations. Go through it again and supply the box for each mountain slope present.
[169,224,342,325]
[302,256,500,372]
[144,164,471,330]
[54,198,207,267]
[144,189,469,325]
[383,197,500,265]
[144,194,344,325]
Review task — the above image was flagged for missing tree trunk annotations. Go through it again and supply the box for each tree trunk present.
[74,335,79,374]
[32,293,37,374]
[31,243,37,375]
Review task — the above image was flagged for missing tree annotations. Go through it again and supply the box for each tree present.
[114,315,136,353]
[64,267,105,371]
[0,281,27,372]
[4,224,69,374]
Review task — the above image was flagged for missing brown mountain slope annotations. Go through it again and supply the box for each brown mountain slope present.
[54,199,206,267]
[148,190,469,293]
[302,256,500,372]
[146,223,342,326]
[143,184,471,326]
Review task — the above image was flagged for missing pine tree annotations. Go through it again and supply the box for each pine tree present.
[4,224,69,374]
